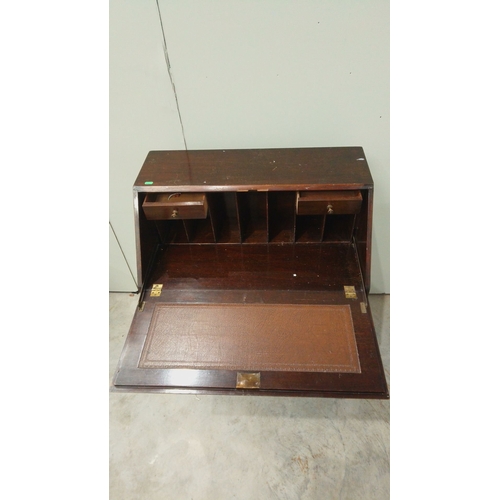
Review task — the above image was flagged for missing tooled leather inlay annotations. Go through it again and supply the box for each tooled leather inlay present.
[138,303,361,373]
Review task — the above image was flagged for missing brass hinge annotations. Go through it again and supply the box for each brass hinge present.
[150,284,163,297]
[344,286,357,299]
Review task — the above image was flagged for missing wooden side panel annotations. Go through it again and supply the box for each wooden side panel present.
[134,191,160,288]
[354,188,373,292]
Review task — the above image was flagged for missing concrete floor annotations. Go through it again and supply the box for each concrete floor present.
[109,293,390,500]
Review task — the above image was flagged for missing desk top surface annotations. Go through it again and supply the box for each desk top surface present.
[134,147,373,192]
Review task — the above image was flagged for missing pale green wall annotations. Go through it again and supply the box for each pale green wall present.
[110,0,389,293]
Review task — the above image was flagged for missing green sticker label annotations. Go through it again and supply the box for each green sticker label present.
[144,181,153,185]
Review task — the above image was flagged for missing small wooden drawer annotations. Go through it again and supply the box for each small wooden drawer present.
[142,193,208,220]
[296,190,363,215]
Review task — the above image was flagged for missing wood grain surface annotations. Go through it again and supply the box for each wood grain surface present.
[134,147,373,191]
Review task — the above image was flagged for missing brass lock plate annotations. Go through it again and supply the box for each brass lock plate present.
[344,286,357,299]
[236,372,261,389]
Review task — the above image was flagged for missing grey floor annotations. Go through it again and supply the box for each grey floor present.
[109,293,390,500]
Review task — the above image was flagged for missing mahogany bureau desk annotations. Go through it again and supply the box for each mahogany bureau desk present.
[112,147,389,398]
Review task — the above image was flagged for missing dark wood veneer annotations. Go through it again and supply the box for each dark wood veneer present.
[113,147,388,398]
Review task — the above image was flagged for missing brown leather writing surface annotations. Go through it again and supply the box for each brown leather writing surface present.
[139,303,361,373]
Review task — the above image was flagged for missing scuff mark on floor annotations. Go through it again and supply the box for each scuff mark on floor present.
[292,455,309,474]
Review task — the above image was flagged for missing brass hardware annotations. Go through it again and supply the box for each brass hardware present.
[360,302,367,313]
[327,204,334,214]
[236,372,261,389]
[171,209,179,218]
[344,286,357,299]
[150,284,163,297]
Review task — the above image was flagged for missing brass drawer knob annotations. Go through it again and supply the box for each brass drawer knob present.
[171,209,179,218]
[327,204,334,214]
